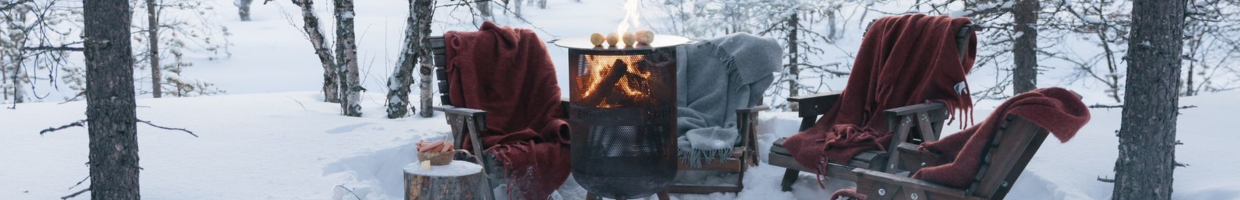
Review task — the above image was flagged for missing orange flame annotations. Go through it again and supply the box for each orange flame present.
[615,0,641,46]
[578,55,652,108]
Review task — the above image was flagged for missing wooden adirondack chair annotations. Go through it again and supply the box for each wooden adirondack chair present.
[847,114,1052,200]
[667,105,769,194]
[767,24,977,192]
[428,36,572,200]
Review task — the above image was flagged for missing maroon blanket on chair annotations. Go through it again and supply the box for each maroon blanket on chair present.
[445,21,570,200]
[781,14,976,182]
[913,87,1090,188]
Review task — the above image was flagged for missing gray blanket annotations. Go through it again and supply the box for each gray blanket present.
[676,33,781,168]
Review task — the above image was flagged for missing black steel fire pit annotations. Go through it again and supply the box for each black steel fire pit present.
[554,35,691,199]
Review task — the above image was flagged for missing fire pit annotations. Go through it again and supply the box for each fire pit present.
[554,35,691,199]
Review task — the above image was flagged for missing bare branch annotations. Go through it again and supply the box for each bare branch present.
[1088,104,1124,109]
[39,120,88,135]
[61,187,89,200]
[1097,176,1115,183]
[137,120,198,137]
[22,45,85,51]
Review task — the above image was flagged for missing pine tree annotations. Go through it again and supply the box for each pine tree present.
[83,0,141,198]
[1112,0,1185,198]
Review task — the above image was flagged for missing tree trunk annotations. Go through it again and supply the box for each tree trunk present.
[290,0,340,103]
[147,0,162,98]
[237,0,254,21]
[1011,0,1038,94]
[335,0,362,117]
[387,0,435,119]
[787,13,800,111]
[414,0,435,118]
[5,10,27,103]
[404,161,485,200]
[1113,0,1185,198]
[476,0,492,18]
[83,0,140,198]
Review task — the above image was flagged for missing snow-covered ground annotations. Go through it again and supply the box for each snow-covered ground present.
[3,0,1239,199]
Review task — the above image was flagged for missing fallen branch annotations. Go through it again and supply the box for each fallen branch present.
[40,120,88,135]
[138,120,198,137]
[61,187,89,200]
[336,185,363,200]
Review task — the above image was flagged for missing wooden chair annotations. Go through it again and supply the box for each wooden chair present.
[429,36,571,200]
[768,24,977,192]
[848,115,1051,200]
[666,105,769,194]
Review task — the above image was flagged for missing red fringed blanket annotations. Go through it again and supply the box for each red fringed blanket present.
[781,14,976,181]
[913,87,1090,188]
[445,21,570,200]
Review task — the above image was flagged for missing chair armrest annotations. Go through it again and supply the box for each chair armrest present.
[788,91,841,118]
[895,143,941,172]
[853,168,972,198]
[883,102,945,118]
[434,105,487,118]
[736,105,771,114]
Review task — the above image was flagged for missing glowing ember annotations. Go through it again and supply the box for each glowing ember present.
[576,55,653,108]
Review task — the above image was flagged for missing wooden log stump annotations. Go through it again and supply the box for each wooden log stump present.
[404,160,485,200]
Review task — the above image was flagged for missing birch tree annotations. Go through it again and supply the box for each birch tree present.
[335,0,362,117]
[386,0,435,118]
[290,0,340,103]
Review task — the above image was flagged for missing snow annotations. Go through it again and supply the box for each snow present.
[1083,16,1104,24]
[404,161,482,177]
[2,0,1239,199]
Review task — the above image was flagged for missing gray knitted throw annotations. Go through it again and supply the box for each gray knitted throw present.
[676,33,781,168]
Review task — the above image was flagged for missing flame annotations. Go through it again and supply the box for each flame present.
[578,55,652,108]
[615,0,641,45]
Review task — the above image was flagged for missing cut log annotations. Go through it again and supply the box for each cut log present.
[404,160,486,200]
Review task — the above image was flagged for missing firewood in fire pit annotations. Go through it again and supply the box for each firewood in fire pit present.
[606,33,620,47]
[590,33,605,47]
[579,59,629,106]
[636,30,655,45]
[622,32,636,47]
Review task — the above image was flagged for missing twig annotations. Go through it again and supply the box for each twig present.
[138,120,198,137]
[1097,176,1115,183]
[1088,104,1124,109]
[40,120,88,135]
[61,187,89,200]
[286,96,308,110]
[335,185,363,200]
[68,176,89,190]
[1179,105,1198,109]
[23,45,84,51]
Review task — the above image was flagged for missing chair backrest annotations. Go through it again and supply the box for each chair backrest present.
[429,36,452,106]
[964,115,1050,200]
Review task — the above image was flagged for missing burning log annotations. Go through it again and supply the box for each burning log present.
[579,59,629,106]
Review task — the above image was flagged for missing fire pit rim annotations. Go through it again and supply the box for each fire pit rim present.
[553,34,693,50]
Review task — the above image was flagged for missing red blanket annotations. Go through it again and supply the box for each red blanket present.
[913,87,1090,188]
[445,21,570,200]
[781,14,976,182]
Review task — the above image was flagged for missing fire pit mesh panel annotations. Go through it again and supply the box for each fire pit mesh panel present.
[568,47,678,199]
